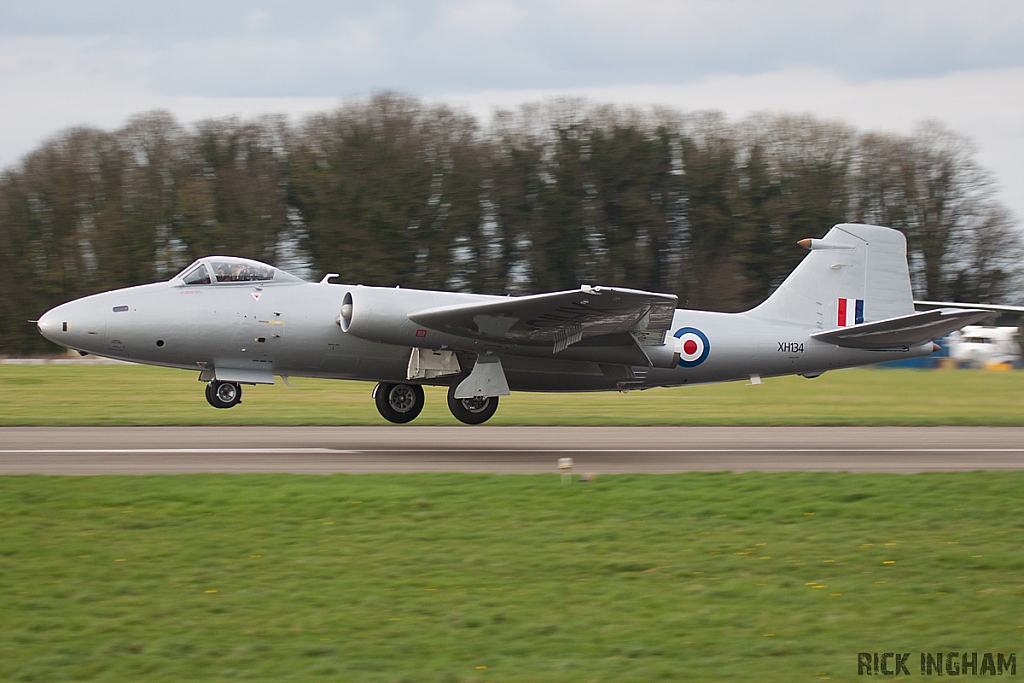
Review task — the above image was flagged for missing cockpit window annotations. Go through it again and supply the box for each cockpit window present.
[209,260,276,283]
[173,257,301,285]
[182,263,212,285]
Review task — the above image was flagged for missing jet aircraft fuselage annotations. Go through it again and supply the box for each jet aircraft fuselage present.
[36,225,988,424]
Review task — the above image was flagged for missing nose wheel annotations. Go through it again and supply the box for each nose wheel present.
[446,385,499,425]
[206,380,242,409]
[374,382,425,424]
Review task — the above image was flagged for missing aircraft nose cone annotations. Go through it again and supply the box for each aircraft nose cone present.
[36,298,106,352]
[36,308,62,343]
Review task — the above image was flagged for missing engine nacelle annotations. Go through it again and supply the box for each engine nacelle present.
[338,287,439,347]
[337,286,683,370]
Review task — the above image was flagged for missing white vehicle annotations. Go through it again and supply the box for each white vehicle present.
[948,326,1021,368]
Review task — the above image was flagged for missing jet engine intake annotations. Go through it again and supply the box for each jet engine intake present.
[339,293,353,332]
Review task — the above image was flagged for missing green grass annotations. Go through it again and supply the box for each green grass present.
[1,363,1024,425]
[1,473,1022,682]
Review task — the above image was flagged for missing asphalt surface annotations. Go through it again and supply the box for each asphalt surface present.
[1,426,1023,474]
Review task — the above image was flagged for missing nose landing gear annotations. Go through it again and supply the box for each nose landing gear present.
[373,382,425,424]
[206,380,242,409]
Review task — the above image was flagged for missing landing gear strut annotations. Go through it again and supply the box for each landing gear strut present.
[447,385,499,425]
[374,382,425,424]
[206,380,242,409]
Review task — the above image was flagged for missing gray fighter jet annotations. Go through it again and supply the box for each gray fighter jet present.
[36,224,988,424]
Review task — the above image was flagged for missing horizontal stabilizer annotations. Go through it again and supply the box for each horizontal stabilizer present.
[915,300,1024,314]
[409,286,677,349]
[811,308,992,349]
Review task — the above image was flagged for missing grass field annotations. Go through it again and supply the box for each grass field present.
[1,364,1024,425]
[1,472,1022,682]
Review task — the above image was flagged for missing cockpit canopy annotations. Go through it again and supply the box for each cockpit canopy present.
[173,257,303,285]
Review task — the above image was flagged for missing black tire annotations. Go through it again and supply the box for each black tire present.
[206,380,242,409]
[446,385,499,425]
[374,382,425,424]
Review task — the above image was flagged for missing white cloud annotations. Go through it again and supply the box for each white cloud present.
[440,0,525,34]
[5,1,1024,94]
[0,36,339,169]
[1,1,1023,221]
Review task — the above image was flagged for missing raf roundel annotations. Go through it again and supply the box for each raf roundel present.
[673,327,710,367]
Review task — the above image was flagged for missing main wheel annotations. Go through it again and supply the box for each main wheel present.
[374,382,425,424]
[206,380,242,409]
[446,385,499,425]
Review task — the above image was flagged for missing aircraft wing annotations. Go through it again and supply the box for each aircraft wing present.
[408,285,678,351]
[811,308,992,350]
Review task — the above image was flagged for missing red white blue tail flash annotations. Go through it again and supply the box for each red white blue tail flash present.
[838,298,864,327]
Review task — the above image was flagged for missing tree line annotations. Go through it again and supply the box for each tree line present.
[0,94,1019,354]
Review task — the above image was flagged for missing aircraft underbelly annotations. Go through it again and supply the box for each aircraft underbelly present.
[501,357,623,392]
[318,342,410,381]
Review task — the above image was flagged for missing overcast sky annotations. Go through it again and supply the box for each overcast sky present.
[2,1,1023,220]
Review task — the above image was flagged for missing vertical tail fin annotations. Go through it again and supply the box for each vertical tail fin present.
[748,224,914,328]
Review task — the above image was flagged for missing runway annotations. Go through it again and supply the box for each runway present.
[2,426,1024,474]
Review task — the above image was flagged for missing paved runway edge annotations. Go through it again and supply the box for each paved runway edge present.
[2,426,1024,474]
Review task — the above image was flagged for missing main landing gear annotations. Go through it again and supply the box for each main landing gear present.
[374,382,425,424]
[446,386,499,425]
[372,382,500,425]
[206,380,242,409]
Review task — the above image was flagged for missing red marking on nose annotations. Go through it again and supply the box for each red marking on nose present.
[683,339,698,355]
[415,329,427,338]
